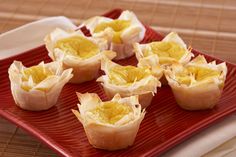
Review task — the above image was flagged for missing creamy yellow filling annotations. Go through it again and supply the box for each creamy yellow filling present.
[175,71,192,85]
[108,66,151,86]
[93,19,131,44]
[55,36,99,59]
[90,101,132,124]
[21,66,53,91]
[175,66,221,85]
[144,42,186,64]
[187,67,220,81]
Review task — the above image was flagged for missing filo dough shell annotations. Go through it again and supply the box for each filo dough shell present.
[134,32,193,65]
[83,10,146,60]
[8,61,73,111]
[45,28,116,83]
[134,32,194,84]
[97,57,161,108]
[72,93,145,150]
[165,55,227,110]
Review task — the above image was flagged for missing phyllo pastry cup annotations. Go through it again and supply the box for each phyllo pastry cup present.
[83,10,146,60]
[45,28,116,83]
[165,55,227,110]
[72,93,145,150]
[134,32,193,66]
[134,32,194,85]
[97,57,161,108]
[8,61,73,111]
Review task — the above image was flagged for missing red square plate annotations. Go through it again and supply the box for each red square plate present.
[1,9,236,157]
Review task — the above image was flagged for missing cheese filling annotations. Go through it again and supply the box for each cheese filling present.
[144,41,186,64]
[108,66,151,86]
[175,66,221,85]
[55,36,99,59]
[90,101,132,124]
[21,66,53,91]
[94,19,131,44]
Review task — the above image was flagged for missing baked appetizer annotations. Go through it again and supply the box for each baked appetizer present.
[45,28,116,83]
[165,55,227,110]
[134,32,193,65]
[97,57,161,108]
[72,93,145,150]
[83,10,146,60]
[8,61,73,111]
[134,32,193,84]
